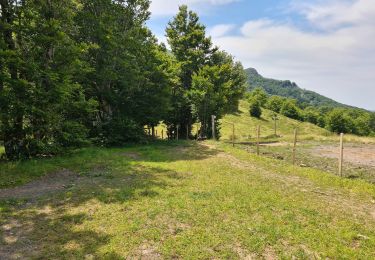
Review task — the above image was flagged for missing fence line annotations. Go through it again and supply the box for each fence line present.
[218,120,348,178]
[292,129,298,166]
[339,133,344,177]
[152,119,349,179]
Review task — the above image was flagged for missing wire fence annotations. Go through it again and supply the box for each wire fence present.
[219,119,375,184]
[146,117,374,183]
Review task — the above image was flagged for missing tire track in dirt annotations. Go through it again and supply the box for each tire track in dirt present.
[0,170,78,200]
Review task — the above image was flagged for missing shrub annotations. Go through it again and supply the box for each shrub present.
[326,109,354,134]
[303,108,319,124]
[249,100,262,118]
[280,99,300,120]
[266,96,284,113]
[248,87,268,107]
[100,117,145,146]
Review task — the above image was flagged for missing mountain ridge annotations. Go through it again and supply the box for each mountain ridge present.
[245,68,351,109]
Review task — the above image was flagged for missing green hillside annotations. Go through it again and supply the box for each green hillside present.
[220,100,330,142]
[245,68,345,108]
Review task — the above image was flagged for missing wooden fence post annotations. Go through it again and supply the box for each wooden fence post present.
[272,114,278,136]
[339,133,344,177]
[161,130,164,140]
[232,123,235,147]
[292,129,298,165]
[256,125,260,156]
[176,125,179,140]
[186,124,189,140]
[211,115,216,141]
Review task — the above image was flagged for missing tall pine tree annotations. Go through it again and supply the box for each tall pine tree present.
[166,5,216,139]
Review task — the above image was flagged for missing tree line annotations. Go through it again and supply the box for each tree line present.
[0,1,247,160]
[248,88,375,136]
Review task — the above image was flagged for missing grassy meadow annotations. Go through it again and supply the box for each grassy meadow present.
[1,141,375,258]
[1,101,375,259]
[220,100,330,142]
[220,100,375,144]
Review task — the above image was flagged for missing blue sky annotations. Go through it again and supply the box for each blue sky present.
[148,0,375,110]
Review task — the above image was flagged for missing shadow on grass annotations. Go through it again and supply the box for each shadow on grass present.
[133,141,219,163]
[0,142,211,258]
[0,141,219,189]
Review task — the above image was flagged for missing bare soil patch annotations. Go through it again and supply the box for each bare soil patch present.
[0,169,77,200]
[233,243,256,259]
[260,142,289,147]
[120,152,142,160]
[314,145,375,167]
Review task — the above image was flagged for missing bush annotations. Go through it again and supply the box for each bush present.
[101,116,145,146]
[249,101,262,118]
[303,108,319,124]
[55,121,91,148]
[326,109,354,134]
[280,99,300,120]
[354,115,371,136]
[266,96,284,113]
[248,87,268,107]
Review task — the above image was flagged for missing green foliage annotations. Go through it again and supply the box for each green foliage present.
[246,68,344,108]
[249,100,262,118]
[303,107,319,125]
[266,95,284,113]
[165,5,215,138]
[248,87,268,107]
[76,0,170,144]
[326,109,354,134]
[280,99,300,120]
[166,6,245,139]
[101,117,145,146]
[0,0,96,159]
[245,68,374,137]
[354,115,372,136]
[0,1,247,159]
[190,51,247,138]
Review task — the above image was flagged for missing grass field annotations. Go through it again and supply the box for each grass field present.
[220,100,375,144]
[220,100,375,183]
[220,100,331,142]
[1,141,375,258]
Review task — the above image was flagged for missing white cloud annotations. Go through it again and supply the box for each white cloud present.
[211,0,375,109]
[150,0,238,16]
[290,0,375,30]
[208,24,235,38]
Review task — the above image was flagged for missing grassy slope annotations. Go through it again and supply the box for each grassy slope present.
[1,141,375,258]
[220,100,330,142]
[220,100,375,144]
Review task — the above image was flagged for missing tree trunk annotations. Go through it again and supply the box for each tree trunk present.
[1,0,27,159]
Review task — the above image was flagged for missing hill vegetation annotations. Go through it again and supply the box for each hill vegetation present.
[220,100,330,142]
[246,68,346,108]
[243,87,375,137]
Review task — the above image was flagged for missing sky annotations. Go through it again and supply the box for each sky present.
[147,0,375,110]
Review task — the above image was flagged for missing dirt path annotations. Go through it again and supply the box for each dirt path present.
[314,145,375,167]
[0,169,78,200]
